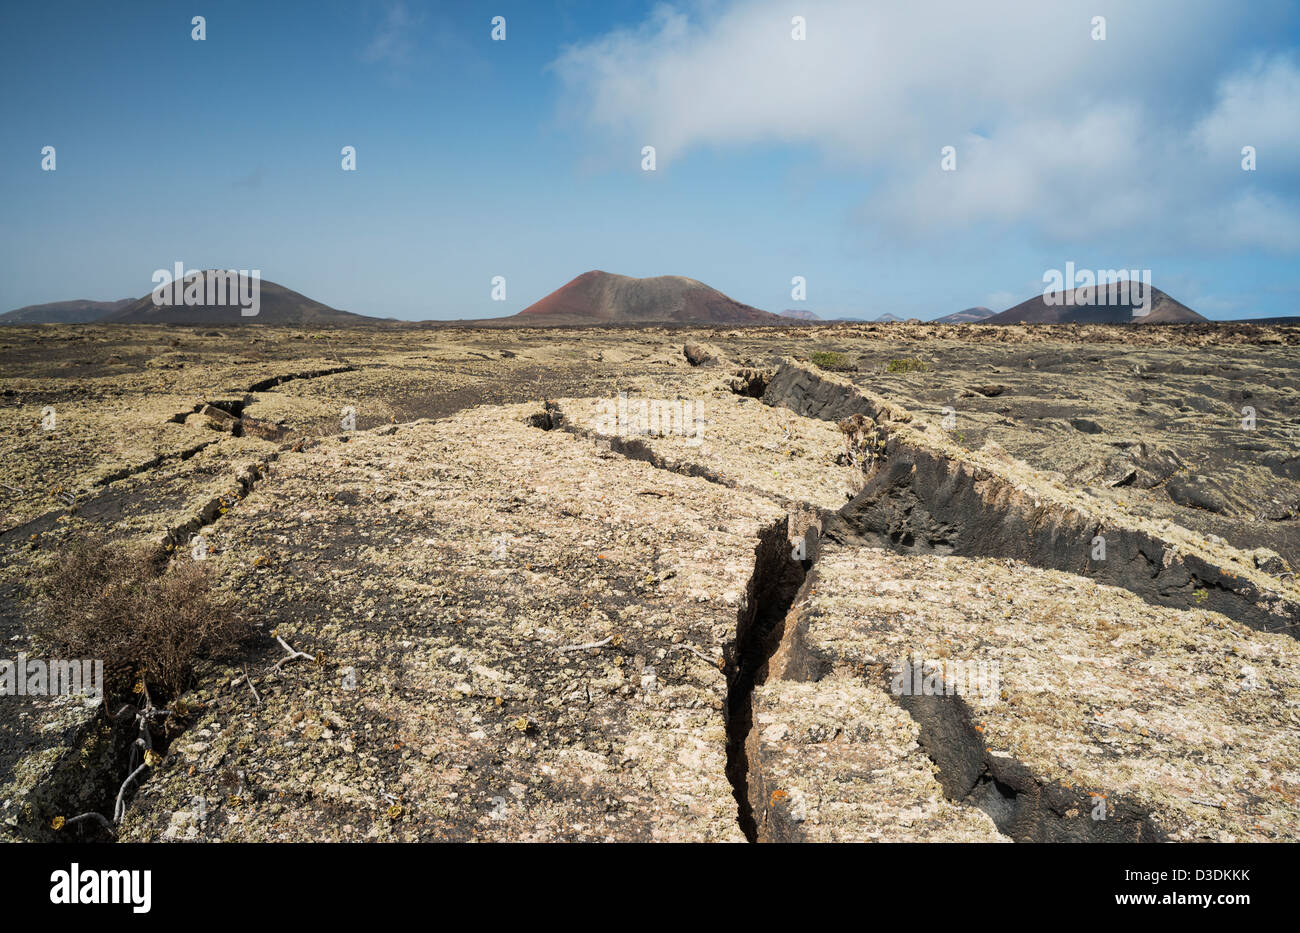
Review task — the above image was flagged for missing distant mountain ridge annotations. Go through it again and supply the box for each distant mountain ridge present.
[0,274,1237,327]
[0,298,134,325]
[779,310,883,323]
[934,306,995,324]
[3,272,388,326]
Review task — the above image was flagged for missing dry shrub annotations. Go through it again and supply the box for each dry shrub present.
[28,537,249,700]
[838,413,884,474]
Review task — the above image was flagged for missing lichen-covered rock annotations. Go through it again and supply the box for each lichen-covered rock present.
[751,545,1300,842]
[2,322,1297,844]
[118,403,788,841]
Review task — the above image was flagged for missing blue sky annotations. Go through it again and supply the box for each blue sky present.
[2,0,1298,320]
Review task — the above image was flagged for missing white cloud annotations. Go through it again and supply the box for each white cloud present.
[1195,54,1300,172]
[554,0,1300,253]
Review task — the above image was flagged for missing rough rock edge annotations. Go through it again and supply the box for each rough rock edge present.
[763,358,1300,635]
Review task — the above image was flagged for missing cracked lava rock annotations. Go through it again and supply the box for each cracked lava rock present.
[2,323,1298,842]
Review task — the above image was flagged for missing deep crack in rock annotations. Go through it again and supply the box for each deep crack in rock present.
[764,359,1300,636]
[724,520,810,841]
[886,667,1167,842]
[247,364,358,393]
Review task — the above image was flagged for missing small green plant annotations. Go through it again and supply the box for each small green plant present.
[810,350,855,372]
[885,357,930,373]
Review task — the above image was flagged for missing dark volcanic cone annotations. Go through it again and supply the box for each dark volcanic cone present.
[102,271,384,326]
[988,285,1205,324]
[513,271,783,325]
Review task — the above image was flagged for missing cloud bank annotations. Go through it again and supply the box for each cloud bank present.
[554,0,1300,254]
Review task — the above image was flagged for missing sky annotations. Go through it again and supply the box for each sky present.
[2,0,1298,321]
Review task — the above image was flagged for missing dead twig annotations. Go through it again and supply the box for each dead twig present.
[114,762,150,823]
[554,635,614,654]
[272,635,316,670]
[239,665,262,705]
[106,692,173,822]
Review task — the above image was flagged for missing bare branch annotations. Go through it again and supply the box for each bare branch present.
[65,812,116,836]
[554,635,614,654]
[114,762,150,823]
[240,665,262,705]
[272,635,316,670]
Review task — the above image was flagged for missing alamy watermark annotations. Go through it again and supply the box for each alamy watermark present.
[1042,263,1151,317]
[151,264,261,317]
[890,656,1000,707]
[50,863,150,913]
[594,393,704,446]
[1,654,104,702]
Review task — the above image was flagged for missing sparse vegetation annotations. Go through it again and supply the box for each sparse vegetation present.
[810,350,856,372]
[886,357,930,373]
[2,325,1299,845]
[27,537,250,700]
[837,413,884,478]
